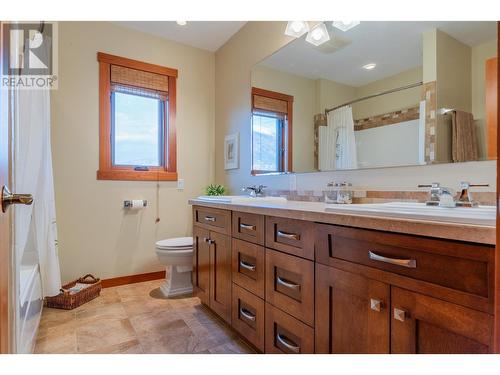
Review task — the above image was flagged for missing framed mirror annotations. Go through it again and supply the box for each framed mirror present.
[251,21,497,174]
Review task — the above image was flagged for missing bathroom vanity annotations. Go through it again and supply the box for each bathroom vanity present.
[190,199,495,354]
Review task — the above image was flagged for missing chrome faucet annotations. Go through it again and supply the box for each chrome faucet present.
[242,184,267,197]
[456,182,490,207]
[418,183,456,207]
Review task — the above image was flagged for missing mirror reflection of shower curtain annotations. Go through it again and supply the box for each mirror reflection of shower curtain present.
[319,106,357,170]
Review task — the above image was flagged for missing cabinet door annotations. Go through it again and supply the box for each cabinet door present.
[315,264,390,353]
[192,226,210,305]
[209,231,232,323]
[391,287,493,354]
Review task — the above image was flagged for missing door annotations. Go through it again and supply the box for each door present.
[315,264,390,353]
[0,21,12,354]
[192,226,210,305]
[209,231,231,323]
[391,287,493,353]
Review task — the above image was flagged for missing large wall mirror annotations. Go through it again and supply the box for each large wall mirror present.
[250,21,497,174]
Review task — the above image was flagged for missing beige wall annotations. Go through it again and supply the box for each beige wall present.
[472,39,497,158]
[353,67,422,119]
[251,65,316,172]
[215,22,496,194]
[52,22,215,282]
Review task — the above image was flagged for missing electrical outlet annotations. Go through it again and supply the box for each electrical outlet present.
[177,179,184,190]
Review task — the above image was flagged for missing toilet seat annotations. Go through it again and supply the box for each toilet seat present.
[156,237,193,251]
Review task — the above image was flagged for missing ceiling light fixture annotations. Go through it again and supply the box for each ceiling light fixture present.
[176,21,187,26]
[362,63,377,70]
[332,21,360,32]
[284,21,309,38]
[305,22,330,46]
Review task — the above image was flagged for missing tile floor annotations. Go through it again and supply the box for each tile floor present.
[34,280,255,354]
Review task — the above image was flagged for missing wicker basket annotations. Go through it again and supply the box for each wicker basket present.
[45,274,102,310]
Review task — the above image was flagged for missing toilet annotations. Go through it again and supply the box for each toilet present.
[155,237,194,297]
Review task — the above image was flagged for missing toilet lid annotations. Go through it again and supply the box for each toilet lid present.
[156,237,193,249]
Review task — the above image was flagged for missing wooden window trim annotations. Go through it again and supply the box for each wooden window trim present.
[251,87,293,175]
[97,52,178,181]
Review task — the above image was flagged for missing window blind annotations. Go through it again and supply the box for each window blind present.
[253,94,288,114]
[110,64,169,94]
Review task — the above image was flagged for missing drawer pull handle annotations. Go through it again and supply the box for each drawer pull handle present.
[239,260,256,272]
[368,251,416,268]
[276,333,300,353]
[394,308,407,322]
[239,307,256,322]
[204,216,216,222]
[277,230,300,241]
[277,276,301,291]
[240,223,256,231]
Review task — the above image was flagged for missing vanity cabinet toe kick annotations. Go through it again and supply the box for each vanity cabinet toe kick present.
[191,204,495,354]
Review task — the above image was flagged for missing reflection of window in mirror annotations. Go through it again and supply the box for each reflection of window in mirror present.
[251,87,293,174]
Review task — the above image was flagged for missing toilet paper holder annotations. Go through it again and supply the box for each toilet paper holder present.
[124,200,148,208]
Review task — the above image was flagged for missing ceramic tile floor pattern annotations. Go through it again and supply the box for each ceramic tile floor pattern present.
[34,280,255,354]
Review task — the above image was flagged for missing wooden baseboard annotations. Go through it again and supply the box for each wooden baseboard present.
[101,270,166,288]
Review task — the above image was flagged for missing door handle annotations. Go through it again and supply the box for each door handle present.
[239,223,256,231]
[239,260,256,272]
[370,298,383,312]
[276,333,300,353]
[239,307,256,322]
[394,308,407,322]
[276,276,301,291]
[277,230,300,241]
[1,186,33,213]
[368,251,416,268]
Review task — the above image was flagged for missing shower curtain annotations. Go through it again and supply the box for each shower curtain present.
[13,37,61,299]
[319,106,357,170]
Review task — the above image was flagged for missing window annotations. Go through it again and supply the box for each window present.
[97,52,177,181]
[251,87,293,174]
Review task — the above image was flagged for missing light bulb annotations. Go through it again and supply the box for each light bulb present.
[332,21,360,32]
[284,21,310,38]
[305,22,330,46]
[311,28,323,41]
[176,21,187,26]
[362,63,376,70]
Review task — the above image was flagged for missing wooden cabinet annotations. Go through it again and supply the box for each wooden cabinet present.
[265,303,314,354]
[193,207,232,324]
[232,284,265,351]
[391,287,493,354]
[208,231,232,323]
[315,264,390,354]
[232,239,265,298]
[192,205,495,354]
[192,227,210,305]
[265,216,314,260]
[265,249,315,326]
[232,212,265,245]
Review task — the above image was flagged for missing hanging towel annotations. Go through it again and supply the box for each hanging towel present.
[451,110,478,162]
[331,106,358,169]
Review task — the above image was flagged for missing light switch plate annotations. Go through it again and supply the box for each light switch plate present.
[177,179,184,190]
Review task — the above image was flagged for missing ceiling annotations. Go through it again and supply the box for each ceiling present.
[114,21,247,52]
[258,21,497,87]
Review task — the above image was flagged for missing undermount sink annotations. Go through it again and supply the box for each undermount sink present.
[197,195,287,204]
[324,201,496,226]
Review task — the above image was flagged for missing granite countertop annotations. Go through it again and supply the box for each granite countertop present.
[189,198,496,245]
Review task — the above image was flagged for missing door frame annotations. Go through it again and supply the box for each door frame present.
[0,21,12,354]
[495,21,500,353]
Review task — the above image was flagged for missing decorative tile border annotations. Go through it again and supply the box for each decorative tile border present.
[354,106,420,131]
[420,81,437,163]
[266,189,496,206]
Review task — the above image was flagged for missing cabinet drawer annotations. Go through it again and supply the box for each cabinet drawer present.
[265,249,314,326]
[232,239,265,298]
[315,224,493,298]
[193,206,231,235]
[232,212,264,245]
[231,284,265,352]
[265,216,314,260]
[265,303,314,354]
